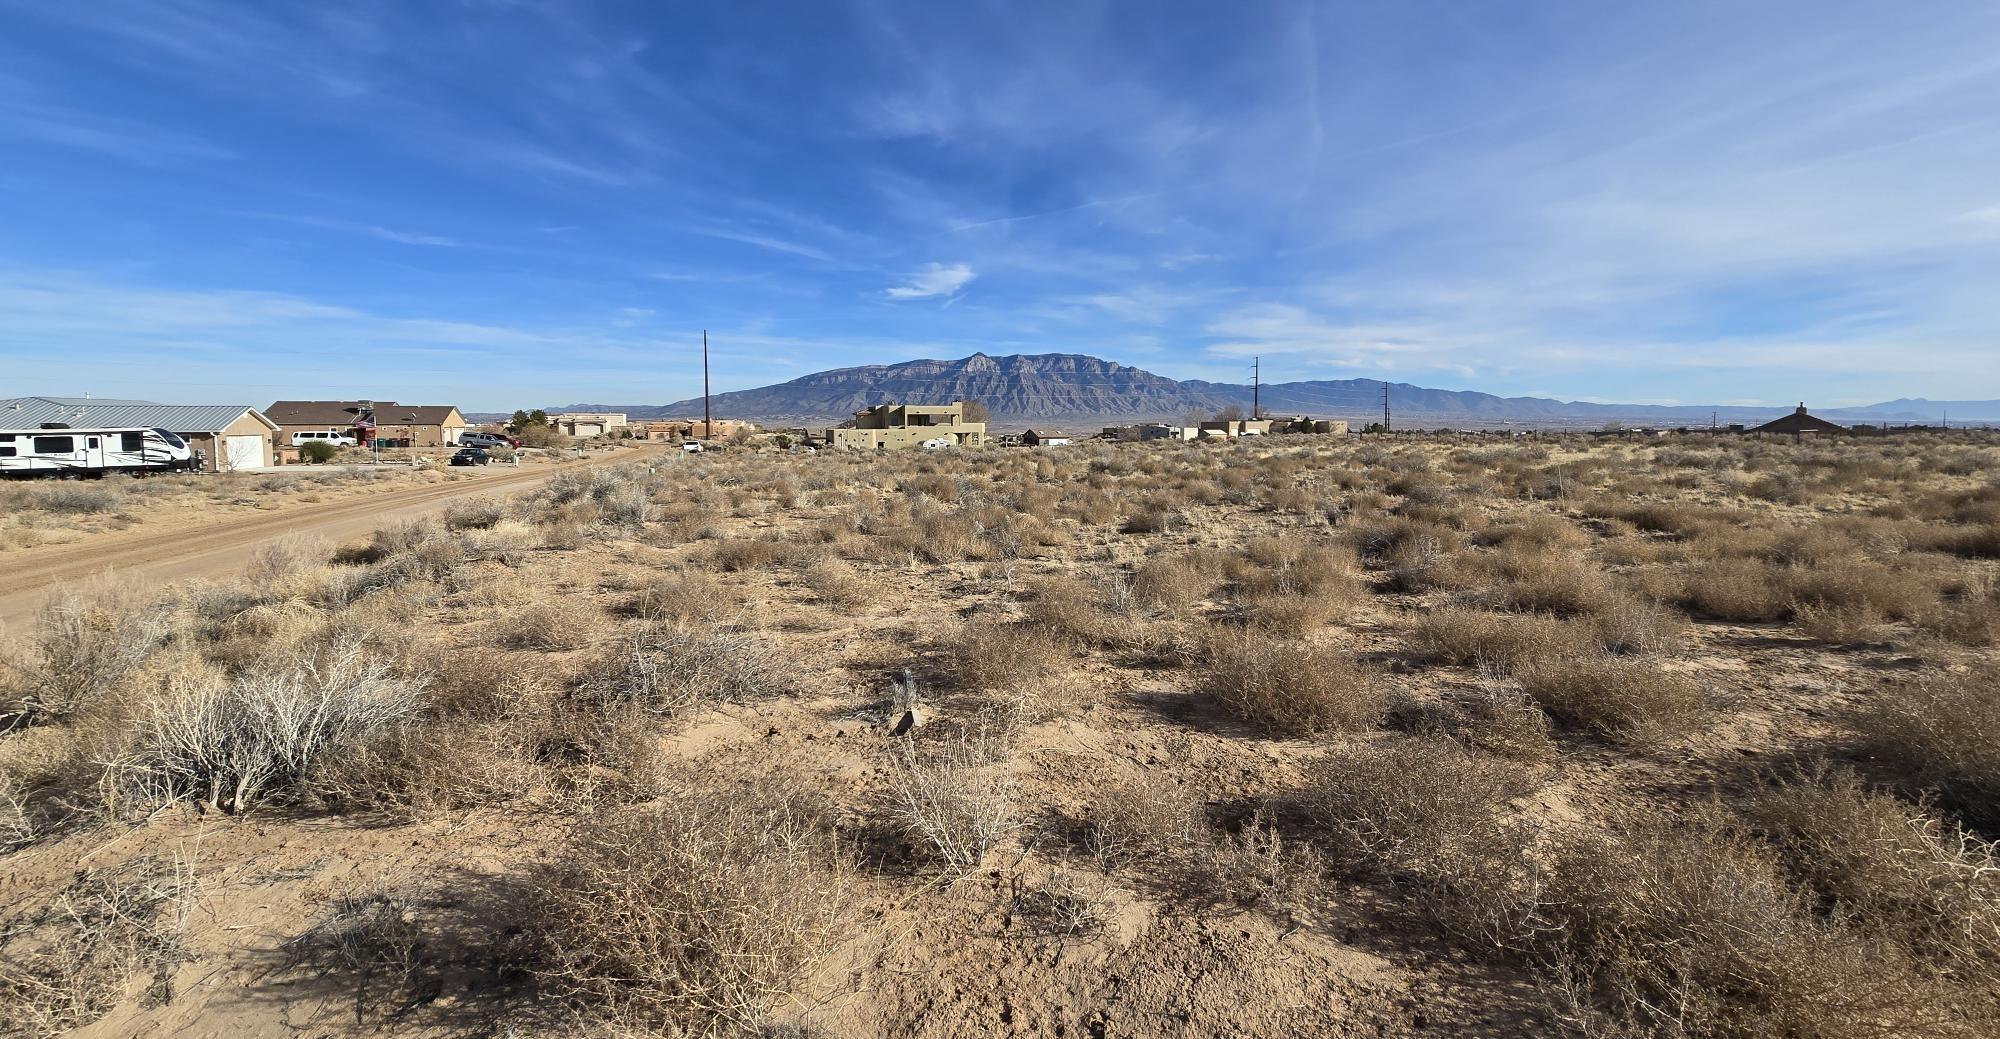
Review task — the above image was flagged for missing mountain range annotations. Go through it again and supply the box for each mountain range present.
[509,353,2000,429]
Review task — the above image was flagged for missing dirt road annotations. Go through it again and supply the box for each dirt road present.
[0,448,663,643]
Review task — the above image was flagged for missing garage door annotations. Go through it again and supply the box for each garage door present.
[223,435,264,471]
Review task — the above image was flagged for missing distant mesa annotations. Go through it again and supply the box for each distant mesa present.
[505,353,2000,428]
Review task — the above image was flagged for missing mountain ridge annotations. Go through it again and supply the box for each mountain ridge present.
[506,352,2000,427]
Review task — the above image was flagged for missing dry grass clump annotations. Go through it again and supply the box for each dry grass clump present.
[1078,774,1207,872]
[628,569,732,625]
[486,601,597,652]
[0,857,194,1037]
[106,641,426,814]
[5,582,172,725]
[571,623,796,715]
[442,497,507,530]
[1021,575,1136,648]
[1411,607,1596,673]
[1534,811,1962,1039]
[528,790,851,1033]
[1518,655,1711,743]
[699,537,803,572]
[937,620,1085,718]
[1302,738,1541,943]
[884,729,1018,873]
[1852,668,2000,830]
[1749,768,2000,995]
[1199,632,1386,735]
[797,559,870,607]
[1389,677,1557,762]
[1130,550,1221,614]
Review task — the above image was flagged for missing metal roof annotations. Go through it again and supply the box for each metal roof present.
[0,397,277,433]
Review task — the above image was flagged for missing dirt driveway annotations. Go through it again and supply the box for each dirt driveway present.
[0,447,664,644]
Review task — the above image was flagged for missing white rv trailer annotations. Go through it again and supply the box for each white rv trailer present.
[0,425,196,477]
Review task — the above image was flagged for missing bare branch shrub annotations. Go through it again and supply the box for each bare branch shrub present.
[0,857,194,1036]
[571,623,797,715]
[109,641,426,814]
[1852,667,2000,830]
[530,791,851,1033]
[9,582,172,724]
[884,729,1018,873]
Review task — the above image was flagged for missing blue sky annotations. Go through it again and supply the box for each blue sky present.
[2,1,1997,411]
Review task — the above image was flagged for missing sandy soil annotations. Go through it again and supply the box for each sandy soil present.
[0,446,663,644]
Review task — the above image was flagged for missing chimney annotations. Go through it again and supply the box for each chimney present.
[1796,402,1808,414]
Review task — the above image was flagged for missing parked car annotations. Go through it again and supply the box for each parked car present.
[920,437,956,451]
[681,441,706,453]
[459,431,518,449]
[291,430,358,447]
[449,447,491,466]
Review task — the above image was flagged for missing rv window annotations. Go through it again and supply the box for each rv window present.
[122,432,144,451]
[152,429,186,448]
[33,435,73,453]
[88,437,99,448]
[0,446,13,457]
[0,433,13,442]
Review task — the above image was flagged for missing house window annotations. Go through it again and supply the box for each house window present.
[33,435,74,453]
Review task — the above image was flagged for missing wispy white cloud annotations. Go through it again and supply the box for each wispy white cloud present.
[885,262,975,300]
[233,211,466,247]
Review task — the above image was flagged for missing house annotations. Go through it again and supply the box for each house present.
[1140,424,1202,441]
[1747,404,1848,437]
[550,412,628,437]
[1197,419,1274,438]
[825,402,986,451]
[266,401,468,449]
[0,396,279,471]
[1021,429,1072,447]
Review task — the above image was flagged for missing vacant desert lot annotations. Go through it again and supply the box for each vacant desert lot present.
[2,434,1997,1038]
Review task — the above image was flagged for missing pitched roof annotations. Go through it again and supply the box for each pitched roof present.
[265,401,463,426]
[0,396,275,433]
[1748,404,1847,435]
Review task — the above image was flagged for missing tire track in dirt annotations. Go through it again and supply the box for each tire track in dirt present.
[0,448,665,641]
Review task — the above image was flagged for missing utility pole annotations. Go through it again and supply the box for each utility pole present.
[1252,356,1260,420]
[1382,381,1392,433]
[702,329,712,441]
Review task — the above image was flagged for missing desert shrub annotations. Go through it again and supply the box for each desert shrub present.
[1683,557,1789,621]
[1518,654,1710,743]
[22,483,125,515]
[442,497,506,530]
[1302,739,1541,943]
[700,538,799,572]
[1535,811,1957,1039]
[1411,607,1596,673]
[1852,668,2000,830]
[1131,551,1220,613]
[884,729,1017,873]
[940,621,1080,709]
[296,440,338,464]
[1022,576,1133,648]
[487,602,595,652]
[530,791,851,1031]
[7,583,172,724]
[1749,767,2000,992]
[629,569,731,625]
[1240,591,1341,634]
[108,642,426,813]
[1486,550,1617,617]
[797,560,869,606]
[1079,775,1206,871]
[1200,632,1386,735]
[571,624,795,715]
[0,857,193,1036]
[1388,678,1557,762]
[1912,583,2000,647]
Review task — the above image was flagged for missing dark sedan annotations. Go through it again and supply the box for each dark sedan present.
[448,447,491,466]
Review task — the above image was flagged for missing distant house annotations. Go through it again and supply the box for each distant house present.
[1747,404,1847,437]
[266,401,468,449]
[0,396,277,471]
[826,402,986,451]
[1021,429,1072,447]
[550,412,629,437]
